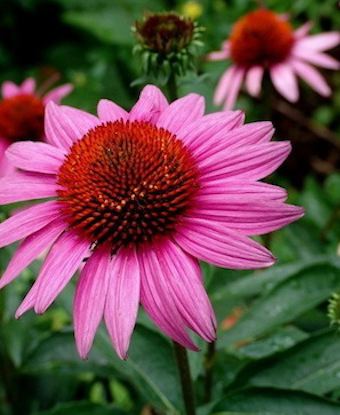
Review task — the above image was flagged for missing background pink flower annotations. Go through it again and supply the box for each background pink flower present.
[208,9,340,110]
[0,77,73,176]
[0,85,303,359]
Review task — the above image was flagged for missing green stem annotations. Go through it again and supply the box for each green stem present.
[173,342,196,415]
[167,72,178,102]
[204,341,216,403]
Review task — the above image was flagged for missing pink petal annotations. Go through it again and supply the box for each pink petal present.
[157,240,216,341]
[129,85,168,123]
[223,67,245,110]
[45,102,92,150]
[207,49,230,61]
[6,141,65,174]
[0,219,66,289]
[291,60,331,96]
[189,200,304,235]
[297,32,340,52]
[97,99,128,122]
[0,172,59,204]
[197,180,288,203]
[213,65,237,106]
[1,81,20,98]
[74,246,111,359]
[43,84,73,104]
[198,141,291,182]
[104,247,141,360]
[270,63,299,102]
[245,66,264,97]
[156,94,205,135]
[16,283,39,318]
[34,231,90,313]
[20,78,36,95]
[294,22,312,39]
[177,111,244,152]
[0,137,12,177]
[292,47,340,69]
[0,201,61,248]
[191,121,274,163]
[174,217,275,269]
[139,245,199,350]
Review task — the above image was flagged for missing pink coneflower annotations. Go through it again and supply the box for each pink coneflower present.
[208,9,340,109]
[0,85,303,359]
[0,77,72,175]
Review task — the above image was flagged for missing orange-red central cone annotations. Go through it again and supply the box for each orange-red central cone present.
[230,9,294,68]
[0,94,45,142]
[57,120,199,251]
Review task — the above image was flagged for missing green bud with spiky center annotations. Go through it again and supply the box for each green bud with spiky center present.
[133,12,204,84]
[328,292,340,329]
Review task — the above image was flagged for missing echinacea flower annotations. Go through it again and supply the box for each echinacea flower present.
[208,9,340,109]
[0,77,72,175]
[0,85,303,359]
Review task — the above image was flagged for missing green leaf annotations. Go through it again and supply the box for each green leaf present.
[37,401,125,415]
[219,264,340,347]
[232,326,308,360]
[211,388,340,414]
[249,331,340,395]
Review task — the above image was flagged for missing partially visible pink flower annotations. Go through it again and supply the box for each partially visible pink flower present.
[208,9,340,109]
[0,85,303,359]
[0,77,73,176]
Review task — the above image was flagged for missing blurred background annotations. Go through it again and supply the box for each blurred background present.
[0,0,339,414]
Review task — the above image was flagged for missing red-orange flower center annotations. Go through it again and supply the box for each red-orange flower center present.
[230,9,294,68]
[0,94,45,142]
[57,120,199,252]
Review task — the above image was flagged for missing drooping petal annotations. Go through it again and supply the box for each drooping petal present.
[191,121,274,163]
[198,141,291,182]
[0,219,66,289]
[0,137,12,176]
[34,231,90,313]
[156,94,205,135]
[0,201,62,248]
[292,47,340,69]
[197,180,288,203]
[296,32,340,52]
[139,245,199,350]
[291,60,331,96]
[177,111,244,152]
[294,22,312,39]
[245,66,264,97]
[43,84,73,104]
[189,200,304,235]
[45,102,93,149]
[157,240,216,341]
[6,141,66,174]
[97,99,128,122]
[104,247,141,359]
[270,63,299,102]
[207,49,230,61]
[213,65,237,106]
[174,217,275,269]
[1,81,20,98]
[223,67,245,110]
[0,172,59,204]
[20,78,36,95]
[129,85,168,123]
[74,245,111,359]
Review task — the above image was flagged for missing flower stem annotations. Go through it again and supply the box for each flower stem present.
[167,72,179,102]
[173,341,196,415]
[204,340,216,402]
